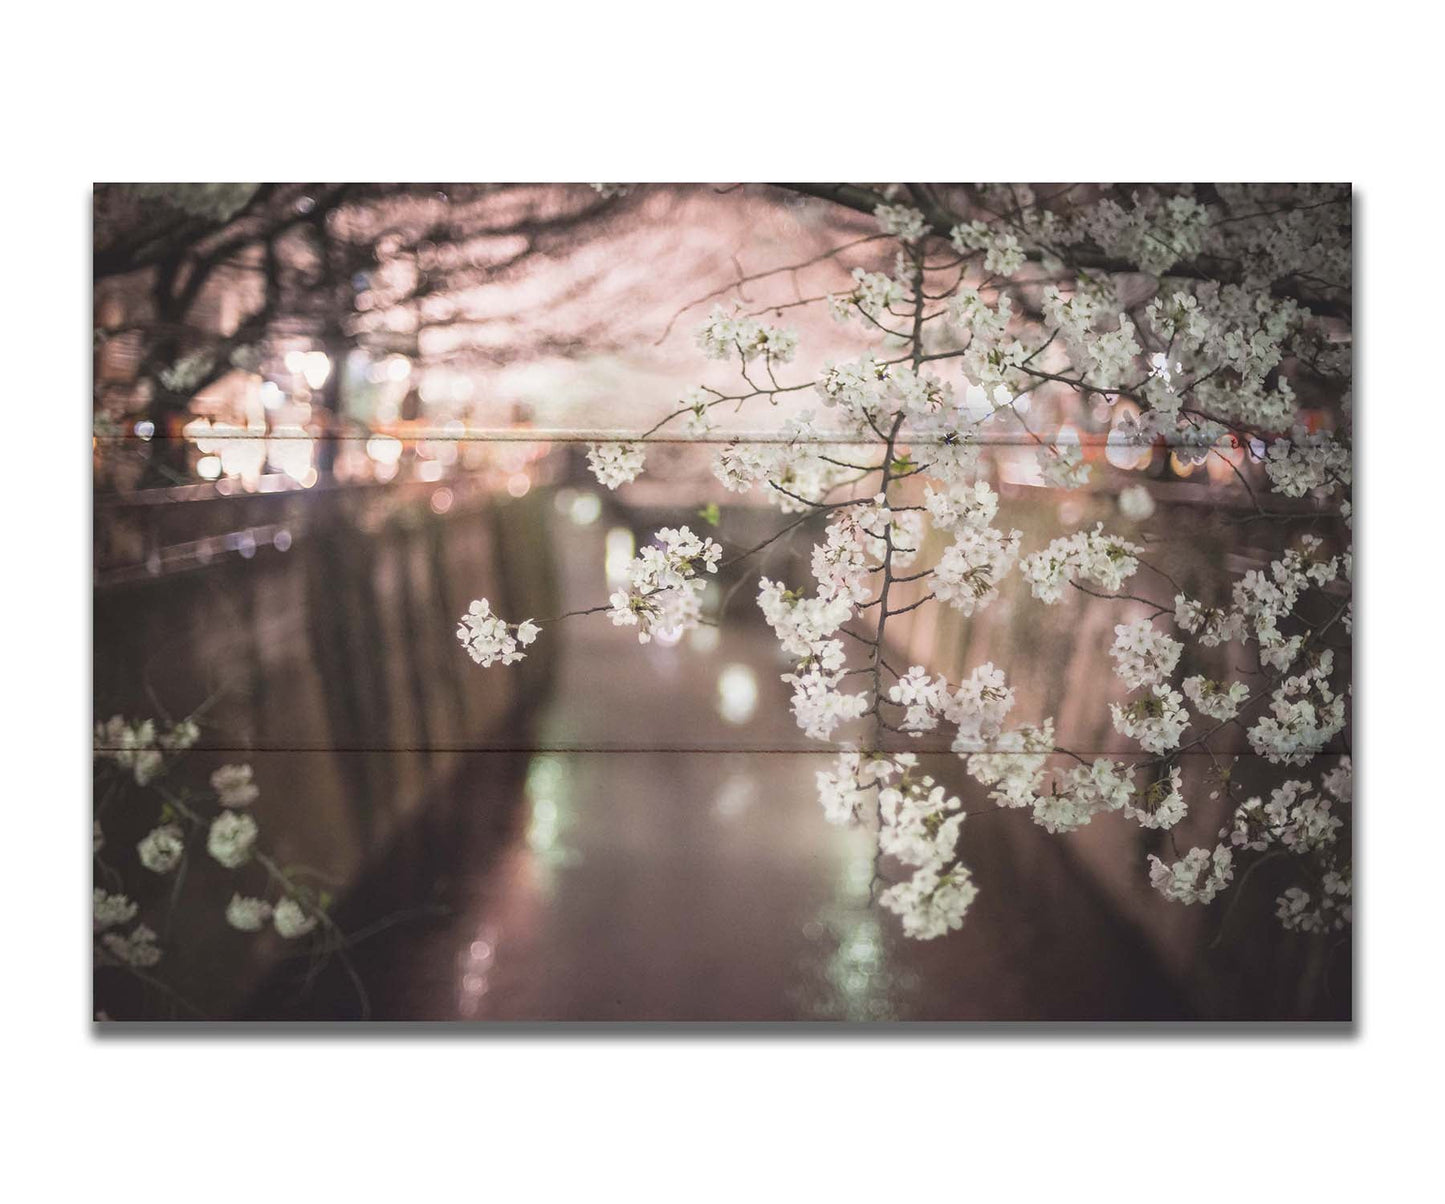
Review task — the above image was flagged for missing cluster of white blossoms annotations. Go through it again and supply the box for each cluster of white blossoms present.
[809,499,891,603]
[138,823,185,874]
[1246,649,1346,766]
[1174,594,1247,647]
[1182,675,1250,721]
[946,663,1015,751]
[1019,524,1142,604]
[1211,759,1353,929]
[814,751,896,827]
[1264,426,1351,498]
[880,861,978,940]
[932,514,1022,615]
[211,763,259,807]
[207,810,259,869]
[813,356,964,430]
[829,267,907,323]
[874,203,929,243]
[101,923,162,968]
[94,715,200,785]
[1227,776,1345,854]
[1077,190,1210,276]
[1221,538,1346,673]
[668,386,712,437]
[1125,764,1187,830]
[94,712,341,1014]
[949,220,1026,276]
[94,888,139,931]
[1110,619,1183,691]
[1276,883,1349,934]
[1148,845,1234,905]
[455,183,1351,947]
[1037,442,1090,488]
[222,893,315,939]
[962,710,1159,836]
[887,666,945,734]
[273,897,319,939]
[950,287,1013,347]
[813,752,979,941]
[586,441,647,489]
[879,775,964,868]
[695,305,799,364]
[923,479,996,530]
[883,661,1018,753]
[455,598,540,667]
[225,894,273,931]
[762,495,918,739]
[713,416,861,514]
[1110,685,1189,756]
[608,525,721,644]
[965,720,1053,809]
[783,660,870,741]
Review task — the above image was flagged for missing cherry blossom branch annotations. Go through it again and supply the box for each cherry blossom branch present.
[651,233,890,345]
[1070,580,1173,618]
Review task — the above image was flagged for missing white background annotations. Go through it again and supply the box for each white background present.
[0,3,1435,1198]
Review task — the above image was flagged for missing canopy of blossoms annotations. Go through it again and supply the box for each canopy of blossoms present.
[458,183,1351,944]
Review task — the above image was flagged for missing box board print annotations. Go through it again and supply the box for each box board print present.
[92,183,1351,1021]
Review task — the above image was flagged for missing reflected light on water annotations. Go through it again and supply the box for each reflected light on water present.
[568,491,601,526]
[604,526,635,586]
[826,914,890,1019]
[716,663,758,725]
[524,755,577,868]
[688,624,720,654]
[817,836,899,1020]
[711,772,757,820]
[457,923,499,1018]
[528,797,560,851]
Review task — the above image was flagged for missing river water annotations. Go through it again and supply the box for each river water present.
[254,497,1192,1021]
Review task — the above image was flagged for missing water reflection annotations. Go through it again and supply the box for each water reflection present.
[604,526,635,586]
[711,772,757,820]
[792,833,907,1021]
[524,755,579,869]
[716,664,758,725]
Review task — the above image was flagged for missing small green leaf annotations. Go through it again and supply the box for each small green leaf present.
[697,502,721,528]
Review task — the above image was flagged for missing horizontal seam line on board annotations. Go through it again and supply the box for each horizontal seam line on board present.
[91,434,1268,445]
[94,745,1352,756]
